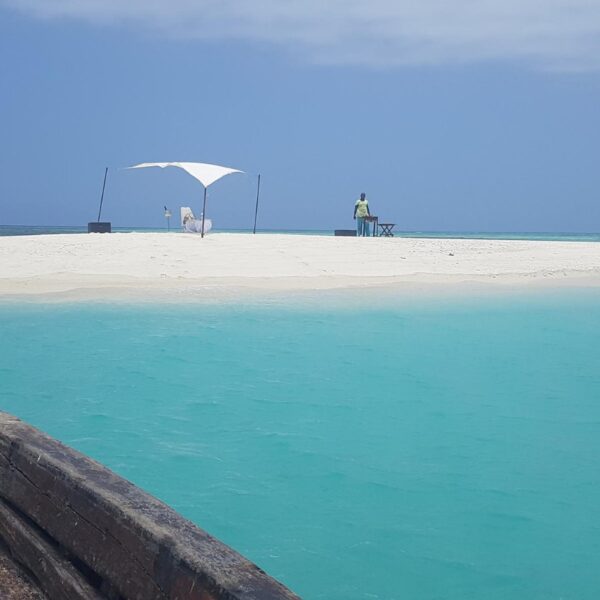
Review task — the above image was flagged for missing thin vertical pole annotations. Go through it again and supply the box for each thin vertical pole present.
[164,206,170,231]
[253,174,261,234]
[201,186,208,238]
[97,167,108,222]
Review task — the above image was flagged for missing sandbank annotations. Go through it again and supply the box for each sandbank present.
[1,232,599,302]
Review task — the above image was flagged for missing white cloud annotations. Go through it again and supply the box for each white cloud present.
[4,0,600,70]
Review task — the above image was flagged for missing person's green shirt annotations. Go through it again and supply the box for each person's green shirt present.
[355,198,369,218]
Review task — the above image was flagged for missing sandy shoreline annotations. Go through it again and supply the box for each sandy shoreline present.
[1,232,599,302]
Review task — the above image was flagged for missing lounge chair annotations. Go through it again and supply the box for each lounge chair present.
[180,206,212,234]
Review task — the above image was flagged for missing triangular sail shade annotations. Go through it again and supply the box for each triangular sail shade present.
[128,162,243,188]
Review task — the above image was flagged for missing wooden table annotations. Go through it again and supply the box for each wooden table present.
[363,215,379,237]
[378,223,395,237]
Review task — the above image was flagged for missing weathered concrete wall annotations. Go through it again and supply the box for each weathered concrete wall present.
[0,412,301,600]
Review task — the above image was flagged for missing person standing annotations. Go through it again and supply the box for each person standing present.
[353,193,371,236]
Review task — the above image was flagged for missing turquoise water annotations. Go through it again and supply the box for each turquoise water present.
[2,224,600,242]
[2,294,600,599]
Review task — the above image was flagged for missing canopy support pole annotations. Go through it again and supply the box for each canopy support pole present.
[253,174,261,234]
[97,167,108,222]
[201,186,208,238]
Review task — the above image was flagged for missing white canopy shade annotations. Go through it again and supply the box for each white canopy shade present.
[128,161,243,188]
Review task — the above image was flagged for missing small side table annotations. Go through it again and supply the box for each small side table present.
[363,215,379,237]
[378,223,395,237]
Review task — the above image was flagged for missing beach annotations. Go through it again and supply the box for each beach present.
[3,232,600,599]
[1,232,599,301]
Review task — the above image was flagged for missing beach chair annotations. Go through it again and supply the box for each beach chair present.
[180,207,212,234]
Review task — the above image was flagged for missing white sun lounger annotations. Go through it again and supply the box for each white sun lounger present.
[180,207,212,234]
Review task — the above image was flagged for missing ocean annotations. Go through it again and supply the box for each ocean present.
[1,293,600,599]
[2,224,600,242]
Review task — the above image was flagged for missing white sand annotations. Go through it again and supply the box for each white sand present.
[1,232,599,301]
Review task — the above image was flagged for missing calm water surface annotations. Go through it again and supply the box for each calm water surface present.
[1,293,600,599]
[2,224,600,242]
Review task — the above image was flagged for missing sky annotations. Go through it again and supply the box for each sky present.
[1,0,599,232]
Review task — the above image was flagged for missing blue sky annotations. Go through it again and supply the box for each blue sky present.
[1,1,599,232]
